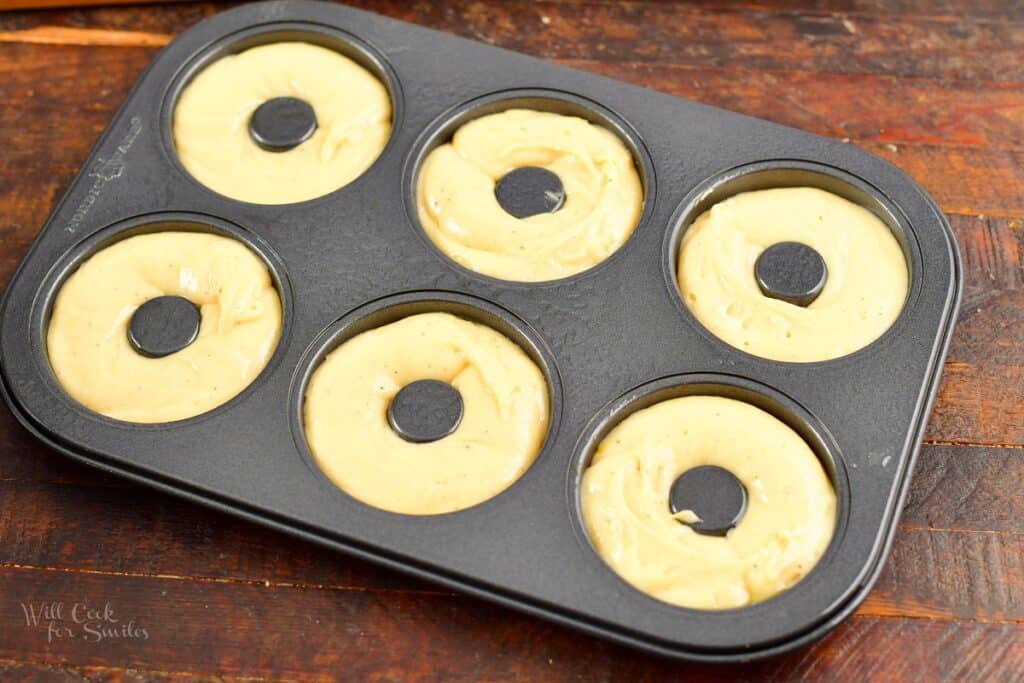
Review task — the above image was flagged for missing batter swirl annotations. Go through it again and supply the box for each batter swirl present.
[47,232,282,423]
[303,313,549,515]
[677,187,908,362]
[581,395,836,610]
[416,109,643,281]
[174,42,392,204]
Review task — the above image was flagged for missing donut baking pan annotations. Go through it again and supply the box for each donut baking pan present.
[0,0,961,662]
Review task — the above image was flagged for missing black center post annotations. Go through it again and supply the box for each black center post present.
[387,379,464,443]
[248,96,318,152]
[127,295,201,358]
[494,166,566,218]
[669,465,748,537]
[754,241,828,307]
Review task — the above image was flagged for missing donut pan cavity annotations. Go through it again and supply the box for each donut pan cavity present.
[0,0,961,662]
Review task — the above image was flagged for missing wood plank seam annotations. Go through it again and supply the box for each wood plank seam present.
[0,26,171,46]
[896,525,1023,536]
[532,0,1024,25]
[923,440,1024,451]
[2,24,1024,94]
[4,557,1020,625]
[0,561,458,597]
[722,4,1021,25]
[6,0,1018,29]
[0,656,280,683]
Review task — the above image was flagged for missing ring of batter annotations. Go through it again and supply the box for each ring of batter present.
[303,312,550,515]
[581,395,836,610]
[416,108,644,281]
[47,231,282,423]
[173,41,392,204]
[677,187,908,362]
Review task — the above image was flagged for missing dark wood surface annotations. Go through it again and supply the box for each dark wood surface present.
[0,1,1021,680]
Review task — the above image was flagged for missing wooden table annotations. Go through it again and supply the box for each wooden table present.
[1,1,1021,680]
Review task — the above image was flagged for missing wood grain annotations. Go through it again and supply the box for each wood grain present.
[368,1,1024,83]
[0,42,1020,217]
[930,216,1024,446]
[0,659,257,683]
[1,442,1020,626]
[0,26,171,46]
[0,37,1022,216]
[0,40,1023,442]
[1,1,180,10]
[738,0,1024,21]
[1,565,1023,682]
[902,445,1024,533]
[2,1,1024,83]
[0,0,1022,679]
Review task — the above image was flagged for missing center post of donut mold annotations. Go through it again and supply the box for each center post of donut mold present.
[754,241,828,307]
[127,295,202,359]
[387,379,464,443]
[494,166,566,218]
[668,465,749,537]
[248,96,319,152]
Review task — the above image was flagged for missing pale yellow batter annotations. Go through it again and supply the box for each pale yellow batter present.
[416,109,644,281]
[582,396,836,610]
[304,313,549,515]
[47,232,282,423]
[678,187,907,362]
[174,42,392,204]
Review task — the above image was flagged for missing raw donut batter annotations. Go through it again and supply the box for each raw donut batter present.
[677,187,908,362]
[174,42,392,204]
[304,313,549,515]
[581,395,836,610]
[47,232,282,423]
[416,109,643,281]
